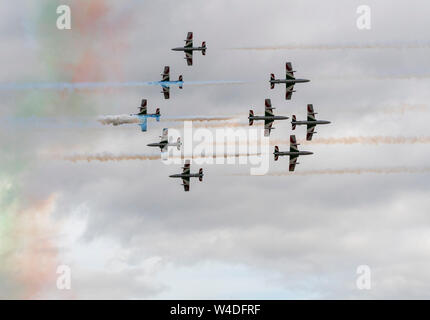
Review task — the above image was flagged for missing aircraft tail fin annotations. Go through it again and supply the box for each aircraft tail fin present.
[274,146,279,161]
[199,168,203,181]
[249,110,254,126]
[270,74,275,89]
[178,75,183,89]
[292,115,296,130]
[202,42,206,55]
[177,137,182,150]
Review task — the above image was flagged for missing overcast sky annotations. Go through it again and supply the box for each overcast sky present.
[1,0,430,299]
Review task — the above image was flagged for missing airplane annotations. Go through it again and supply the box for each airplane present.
[273,135,313,172]
[248,99,289,136]
[270,62,310,100]
[133,99,160,132]
[291,104,331,141]
[171,32,206,66]
[159,66,183,99]
[147,128,182,152]
[169,160,203,192]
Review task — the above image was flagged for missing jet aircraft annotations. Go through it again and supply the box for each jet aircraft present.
[273,135,313,171]
[270,62,310,100]
[169,160,203,192]
[159,66,183,99]
[147,128,182,152]
[291,104,331,141]
[133,99,160,132]
[171,32,206,66]
[248,99,289,136]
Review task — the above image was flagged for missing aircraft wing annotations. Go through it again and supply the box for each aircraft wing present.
[185,51,193,66]
[139,117,148,132]
[161,128,168,142]
[161,66,170,81]
[139,99,147,115]
[307,104,316,121]
[161,144,168,153]
[264,119,273,137]
[185,32,193,48]
[162,86,170,99]
[286,62,295,80]
[289,155,298,172]
[306,124,316,141]
[182,160,191,175]
[182,177,190,192]
[264,99,274,116]
[285,84,295,100]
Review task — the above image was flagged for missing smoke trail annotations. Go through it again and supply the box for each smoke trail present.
[162,115,238,122]
[61,152,261,163]
[231,42,430,51]
[265,167,430,176]
[174,121,263,129]
[205,136,430,148]
[97,115,240,126]
[297,136,430,146]
[0,80,249,92]
[97,115,140,126]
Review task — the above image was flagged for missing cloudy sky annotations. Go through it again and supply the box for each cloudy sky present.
[1,0,430,299]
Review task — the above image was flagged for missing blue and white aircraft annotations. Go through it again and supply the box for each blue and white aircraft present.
[133,99,160,132]
[159,66,183,99]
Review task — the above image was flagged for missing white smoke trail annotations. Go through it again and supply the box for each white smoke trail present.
[97,115,245,127]
[97,115,140,126]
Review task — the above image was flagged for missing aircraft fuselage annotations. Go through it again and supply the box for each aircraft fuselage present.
[274,151,314,156]
[147,141,180,148]
[292,120,331,125]
[249,115,289,121]
[171,47,205,52]
[169,173,203,178]
[147,142,167,148]
[270,79,310,84]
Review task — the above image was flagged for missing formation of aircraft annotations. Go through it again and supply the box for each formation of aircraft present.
[273,135,313,172]
[270,62,310,100]
[133,99,160,132]
[159,66,183,99]
[169,160,204,192]
[147,128,182,152]
[248,99,289,137]
[99,30,331,190]
[171,32,207,66]
[291,104,331,141]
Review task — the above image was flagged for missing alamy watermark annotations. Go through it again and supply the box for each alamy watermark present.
[356,265,371,290]
[56,265,72,290]
[57,5,71,30]
[356,5,371,30]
